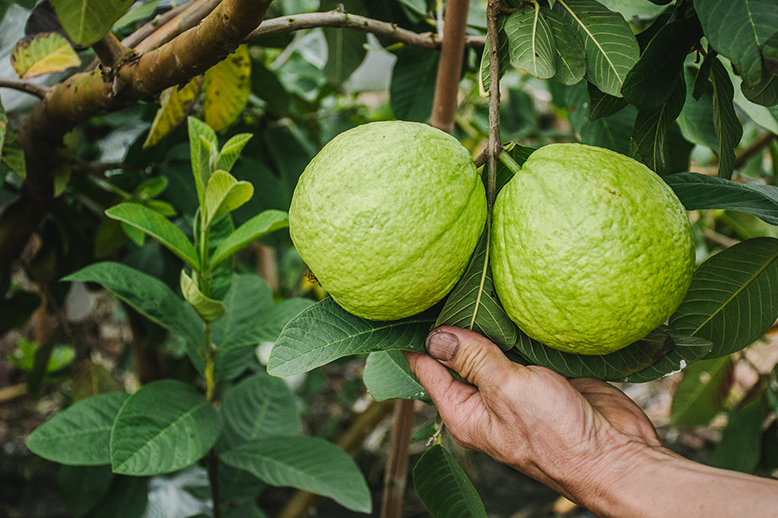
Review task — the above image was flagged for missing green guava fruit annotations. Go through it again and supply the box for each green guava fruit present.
[289,121,487,321]
[491,143,695,355]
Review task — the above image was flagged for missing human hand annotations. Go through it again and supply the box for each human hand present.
[403,326,667,504]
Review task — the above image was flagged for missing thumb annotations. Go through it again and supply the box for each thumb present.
[425,326,521,391]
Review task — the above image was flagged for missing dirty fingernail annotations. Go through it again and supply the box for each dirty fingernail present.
[426,331,458,361]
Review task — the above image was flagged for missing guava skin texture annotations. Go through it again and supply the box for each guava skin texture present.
[289,121,487,321]
[491,143,695,355]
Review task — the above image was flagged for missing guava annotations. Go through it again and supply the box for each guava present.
[289,121,487,321]
[491,143,695,355]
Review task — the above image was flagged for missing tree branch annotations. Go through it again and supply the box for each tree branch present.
[430,0,472,132]
[134,0,222,52]
[0,77,48,99]
[486,0,503,210]
[249,11,486,50]
[92,32,131,69]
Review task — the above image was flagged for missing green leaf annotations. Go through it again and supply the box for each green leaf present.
[504,4,556,79]
[134,176,168,200]
[267,297,433,377]
[203,170,254,229]
[670,356,734,429]
[216,133,253,173]
[323,27,367,84]
[210,209,289,270]
[10,32,81,78]
[50,0,134,46]
[554,0,640,97]
[180,270,226,323]
[188,117,218,205]
[26,393,129,465]
[390,46,438,122]
[110,379,222,476]
[413,445,487,518]
[669,237,778,359]
[712,385,768,473]
[629,74,686,174]
[204,44,252,132]
[622,14,702,109]
[85,475,148,518]
[363,350,431,403]
[113,0,158,30]
[435,221,518,350]
[587,81,628,121]
[58,465,114,518]
[492,142,535,194]
[221,437,372,513]
[1,124,26,178]
[694,0,778,86]
[63,262,205,361]
[677,66,719,151]
[552,80,637,154]
[727,62,778,134]
[0,100,6,159]
[221,371,301,450]
[543,7,586,86]
[709,57,743,180]
[478,20,511,97]
[741,71,778,108]
[105,203,199,269]
[665,172,778,225]
[619,330,713,383]
[143,78,202,149]
[211,273,273,350]
[514,325,694,380]
[72,360,120,401]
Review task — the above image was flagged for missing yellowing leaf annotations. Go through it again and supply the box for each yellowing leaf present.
[50,0,134,47]
[11,32,81,79]
[143,77,202,149]
[203,44,251,132]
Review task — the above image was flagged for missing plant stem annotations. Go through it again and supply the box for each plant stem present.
[486,0,503,211]
[0,77,48,98]
[380,399,416,518]
[207,448,222,518]
[499,150,522,174]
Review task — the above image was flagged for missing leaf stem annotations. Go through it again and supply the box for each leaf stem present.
[207,448,222,518]
[499,150,522,174]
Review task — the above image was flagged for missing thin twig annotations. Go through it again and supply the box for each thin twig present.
[207,448,221,518]
[380,399,416,518]
[249,11,485,50]
[0,77,48,99]
[733,132,777,171]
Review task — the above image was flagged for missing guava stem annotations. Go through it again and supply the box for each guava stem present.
[499,151,522,175]
[485,0,503,211]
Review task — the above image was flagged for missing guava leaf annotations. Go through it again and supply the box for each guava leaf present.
[709,57,743,179]
[390,46,438,122]
[669,237,778,359]
[670,356,734,429]
[209,210,288,270]
[204,44,251,132]
[543,7,585,86]
[203,170,253,229]
[188,117,218,205]
[712,384,768,473]
[504,4,556,79]
[110,379,222,476]
[221,437,372,513]
[26,393,129,465]
[363,350,431,403]
[587,82,628,121]
[513,325,684,380]
[143,78,202,149]
[665,172,778,226]
[629,74,686,174]
[553,0,640,98]
[267,297,434,377]
[413,445,487,518]
[11,32,80,79]
[50,0,133,46]
[491,141,535,194]
[694,0,778,87]
[478,26,510,97]
[435,221,518,350]
[617,331,713,383]
[216,133,253,173]
[180,270,226,323]
[104,202,199,269]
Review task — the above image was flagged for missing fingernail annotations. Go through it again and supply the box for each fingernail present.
[426,331,458,361]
